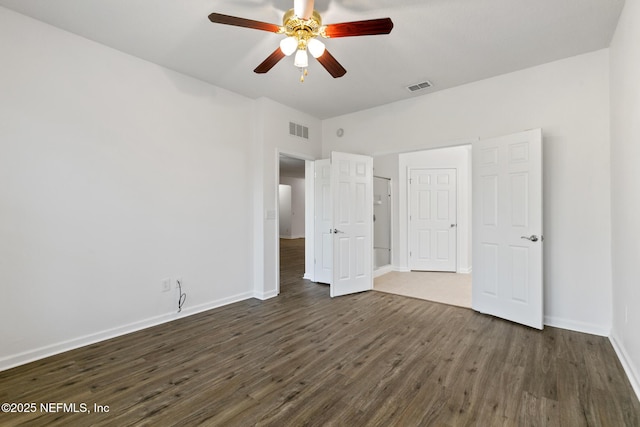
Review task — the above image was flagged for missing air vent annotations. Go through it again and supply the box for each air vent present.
[289,121,309,140]
[406,80,433,92]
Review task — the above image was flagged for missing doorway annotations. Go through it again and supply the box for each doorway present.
[399,145,472,274]
[276,150,375,298]
[278,154,307,291]
[373,145,473,307]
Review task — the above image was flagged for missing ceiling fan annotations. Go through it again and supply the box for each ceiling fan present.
[208,0,393,82]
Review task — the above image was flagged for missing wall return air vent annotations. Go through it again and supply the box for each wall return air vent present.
[406,80,432,92]
[289,121,309,140]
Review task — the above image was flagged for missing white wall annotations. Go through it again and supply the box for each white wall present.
[252,98,322,299]
[609,0,640,399]
[323,50,612,335]
[279,177,306,239]
[0,8,255,370]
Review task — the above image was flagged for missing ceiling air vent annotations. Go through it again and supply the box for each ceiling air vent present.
[406,80,433,92]
[289,122,309,140]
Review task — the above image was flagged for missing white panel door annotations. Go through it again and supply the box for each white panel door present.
[409,169,457,272]
[331,152,373,297]
[472,129,543,329]
[314,159,332,284]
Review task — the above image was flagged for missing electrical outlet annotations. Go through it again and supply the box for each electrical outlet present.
[161,278,171,293]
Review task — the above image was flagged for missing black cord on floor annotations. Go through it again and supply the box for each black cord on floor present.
[177,279,187,313]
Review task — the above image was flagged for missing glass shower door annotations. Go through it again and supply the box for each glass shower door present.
[373,176,391,269]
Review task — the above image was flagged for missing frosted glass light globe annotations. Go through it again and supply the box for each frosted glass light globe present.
[294,49,309,68]
[280,37,298,56]
[308,38,325,58]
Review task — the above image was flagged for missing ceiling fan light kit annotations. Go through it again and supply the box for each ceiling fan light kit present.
[280,9,325,81]
[208,0,393,82]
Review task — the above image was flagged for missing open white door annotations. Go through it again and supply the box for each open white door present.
[314,159,332,284]
[330,152,373,297]
[409,168,457,272]
[472,129,543,329]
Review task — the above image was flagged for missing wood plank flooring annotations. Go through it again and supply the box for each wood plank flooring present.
[1,237,638,426]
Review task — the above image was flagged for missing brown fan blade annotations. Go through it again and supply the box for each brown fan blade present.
[323,18,393,38]
[316,49,347,78]
[254,48,286,74]
[208,13,281,33]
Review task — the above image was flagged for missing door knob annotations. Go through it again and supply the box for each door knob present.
[450,224,457,228]
[333,228,345,234]
[521,235,539,242]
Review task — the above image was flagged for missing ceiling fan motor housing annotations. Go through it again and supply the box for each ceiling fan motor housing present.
[282,8,324,49]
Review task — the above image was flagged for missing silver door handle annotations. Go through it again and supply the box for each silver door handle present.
[521,235,539,242]
[333,228,345,234]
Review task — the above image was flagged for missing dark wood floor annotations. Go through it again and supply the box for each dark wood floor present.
[1,238,639,426]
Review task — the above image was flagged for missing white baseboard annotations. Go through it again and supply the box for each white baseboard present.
[0,291,254,373]
[609,333,640,402]
[543,315,610,337]
[254,289,278,300]
[374,265,394,278]
[303,273,314,281]
[393,267,411,273]
[458,267,472,274]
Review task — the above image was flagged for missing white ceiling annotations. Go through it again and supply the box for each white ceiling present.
[0,0,624,119]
